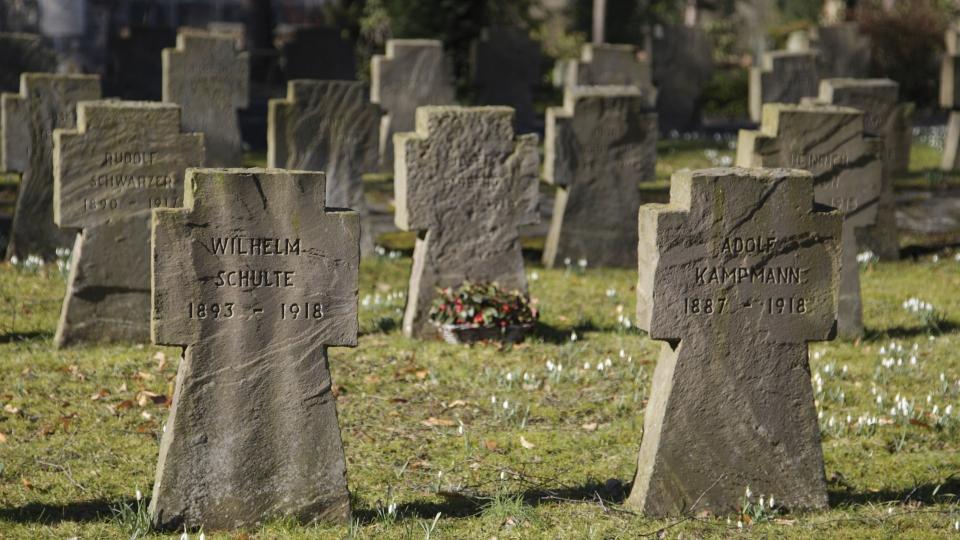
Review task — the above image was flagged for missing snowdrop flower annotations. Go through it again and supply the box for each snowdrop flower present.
[619,349,626,358]
[563,257,572,267]
[596,363,604,371]
[135,489,142,501]
[737,520,743,530]
[605,288,616,297]
[180,533,189,540]
[506,373,513,381]
[605,358,612,368]
[769,495,775,508]
[570,331,578,342]
[502,400,509,409]
[745,486,752,498]
[759,496,764,508]
[529,271,539,281]
[200,534,206,540]
[491,395,497,404]
[946,405,953,416]
[584,362,591,370]
[577,258,587,269]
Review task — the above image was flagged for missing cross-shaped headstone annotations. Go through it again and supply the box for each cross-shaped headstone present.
[565,43,653,92]
[803,78,913,260]
[748,50,818,122]
[471,26,542,133]
[371,39,456,168]
[627,167,840,516]
[3,73,101,261]
[268,80,381,255]
[651,24,714,132]
[163,28,248,166]
[150,168,358,530]
[737,103,882,339]
[52,101,204,347]
[394,106,539,338]
[543,86,656,268]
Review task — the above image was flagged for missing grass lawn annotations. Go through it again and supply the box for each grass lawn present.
[1,138,959,538]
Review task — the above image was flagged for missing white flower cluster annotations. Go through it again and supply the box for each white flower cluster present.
[855,250,876,265]
[373,245,402,259]
[878,341,919,369]
[360,291,405,308]
[902,298,934,314]
[703,148,733,167]
[10,254,44,269]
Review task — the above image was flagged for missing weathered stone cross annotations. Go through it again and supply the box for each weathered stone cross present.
[3,73,100,260]
[394,106,539,338]
[627,167,840,516]
[543,85,656,268]
[163,29,248,166]
[150,168,359,530]
[737,103,882,339]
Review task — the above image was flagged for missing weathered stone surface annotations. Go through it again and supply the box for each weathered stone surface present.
[268,80,380,254]
[0,33,57,168]
[0,33,57,93]
[52,101,204,347]
[3,73,101,261]
[371,40,455,168]
[281,26,357,81]
[163,29,249,167]
[626,167,840,517]
[471,26,542,133]
[652,24,714,132]
[150,168,358,531]
[815,23,871,79]
[543,86,656,268]
[804,78,912,260]
[394,107,538,338]
[565,43,653,92]
[748,50,818,122]
[737,104,882,339]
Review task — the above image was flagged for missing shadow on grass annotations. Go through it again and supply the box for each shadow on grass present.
[0,498,131,524]
[866,322,960,340]
[828,475,960,507]
[0,330,50,343]
[353,479,631,523]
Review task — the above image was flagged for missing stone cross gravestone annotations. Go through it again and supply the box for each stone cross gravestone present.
[652,24,714,132]
[52,101,204,347]
[471,26,542,133]
[803,78,913,260]
[395,106,539,338]
[627,167,840,516]
[163,29,249,167]
[543,86,656,268]
[3,73,101,261]
[150,168,358,530]
[564,43,654,92]
[737,104,881,339]
[371,40,455,168]
[748,50,818,122]
[268,79,380,255]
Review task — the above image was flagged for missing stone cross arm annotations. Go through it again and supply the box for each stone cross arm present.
[637,167,842,345]
[53,100,204,230]
[162,29,249,108]
[393,106,539,232]
[151,168,359,349]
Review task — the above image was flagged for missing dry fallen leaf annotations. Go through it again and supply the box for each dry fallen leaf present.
[520,436,535,449]
[582,422,598,432]
[415,369,429,380]
[421,417,456,427]
[133,371,154,381]
[20,477,32,489]
[90,389,110,401]
[0,432,7,443]
[363,374,382,384]
[3,404,19,414]
[484,439,498,450]
[445,399,469,409]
